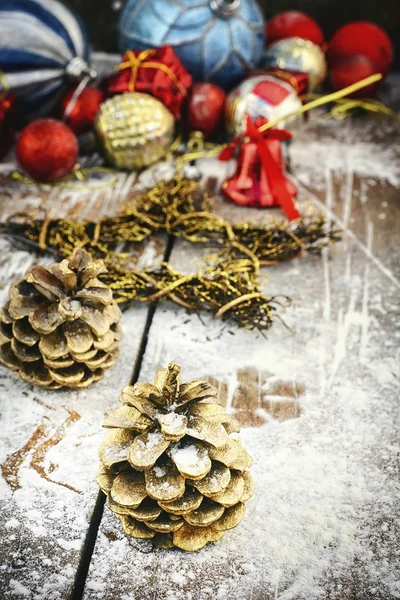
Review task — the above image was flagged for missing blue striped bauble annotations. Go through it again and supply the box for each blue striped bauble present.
[0,0,95,118]
[118,0,265,89]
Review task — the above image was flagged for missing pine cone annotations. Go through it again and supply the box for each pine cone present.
[97,363,254,551]
[0,249,121,389]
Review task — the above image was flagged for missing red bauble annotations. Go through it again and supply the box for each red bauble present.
[330,55,380,97]
[186,83,226,137]
[328,21,393,76]
[61,86,104,134]
[17,119,79,182]
[266,11,324,47]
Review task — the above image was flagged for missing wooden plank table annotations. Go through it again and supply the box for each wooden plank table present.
[0,67,399,600]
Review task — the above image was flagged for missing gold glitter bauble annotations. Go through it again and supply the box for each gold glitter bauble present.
[97,362,254,551]
[262,37,327,90]
[95,92,175,170]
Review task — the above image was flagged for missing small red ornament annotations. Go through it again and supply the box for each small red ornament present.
[327,22,393,77]
[220,117,299,219]
[107,46,192,119]
[186,82,226,137]
[0,93,16,160]
[266,11,324,47]
[61,86,104,135]
[17,119,79,182]
[330,55,379,97]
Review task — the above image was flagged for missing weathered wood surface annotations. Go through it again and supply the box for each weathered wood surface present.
[82,175,400,599]
[0,67,399,599]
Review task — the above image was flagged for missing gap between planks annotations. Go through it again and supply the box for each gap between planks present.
[70,234,176,600]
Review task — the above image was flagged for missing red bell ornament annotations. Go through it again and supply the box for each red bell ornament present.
[220,117,299,220]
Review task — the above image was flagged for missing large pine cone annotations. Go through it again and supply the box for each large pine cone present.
[97,363,254,551]
[0,249,121,389]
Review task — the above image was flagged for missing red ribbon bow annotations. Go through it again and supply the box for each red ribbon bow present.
[219,117,299,220]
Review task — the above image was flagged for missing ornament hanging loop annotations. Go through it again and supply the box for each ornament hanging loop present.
[210,0,241,17]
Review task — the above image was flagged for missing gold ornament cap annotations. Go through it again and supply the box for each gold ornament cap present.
[95,92,175,170]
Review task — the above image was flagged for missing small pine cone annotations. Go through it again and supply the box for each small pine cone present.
[0,248,122,389]
[97,362,254,551]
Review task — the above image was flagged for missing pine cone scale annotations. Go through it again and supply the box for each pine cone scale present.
[29,302,64,334]
[12,318,40,346]
[111,471,147,507]
[11,338,41,362]
[128,432,171,471]
[145,459,185,502]
[39,329,68,359]
[97,363,254,551]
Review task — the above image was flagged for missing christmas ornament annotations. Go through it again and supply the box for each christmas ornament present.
[187,83,227,137]
[97,362,254,551]
[330,56,379,97]
[266,10,324,47]
[0,0,96,119]
[118,0,265,88]
[225,75,302,137]
[220,117,299,219]
[108,47,192,119]
[95,93,175,170]
[262,37,327,90]
[16,119,79,183]
[0,249,121,390]
[327,22,393,77]
[61,86,105,135]
[0,90,15,161]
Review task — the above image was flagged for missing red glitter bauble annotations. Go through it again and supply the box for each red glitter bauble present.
[17,119,79,182]
[186,82,226,137]
[330,55,380,98]
[328,21,393,76]
[266,11,324,47]
[60,86,104,135]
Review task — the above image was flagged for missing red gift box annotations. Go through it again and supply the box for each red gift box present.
[107,46,192,119]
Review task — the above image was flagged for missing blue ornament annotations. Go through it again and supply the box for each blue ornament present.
[118,0,265,89]
[0,0,95,118]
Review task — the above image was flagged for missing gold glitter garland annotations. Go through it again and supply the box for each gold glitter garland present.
[1,177,340,265]
[102,247,292,331]
[0,178,340,332]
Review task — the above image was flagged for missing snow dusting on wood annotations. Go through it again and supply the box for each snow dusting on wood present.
[0,74,399,600]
